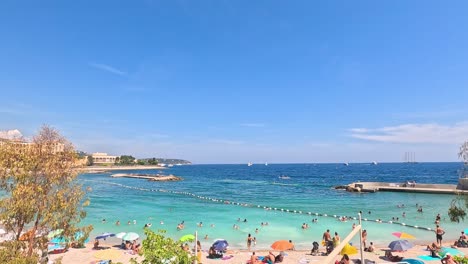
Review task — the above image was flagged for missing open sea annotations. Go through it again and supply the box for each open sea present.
[79,162,466,250]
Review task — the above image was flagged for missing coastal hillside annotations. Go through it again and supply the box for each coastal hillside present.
[139,158,192,165]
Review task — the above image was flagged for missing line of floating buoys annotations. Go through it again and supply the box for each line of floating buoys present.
[84,179,434,232]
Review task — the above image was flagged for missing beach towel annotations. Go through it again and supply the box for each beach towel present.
[418,255,440,261]
[440,247,464,257]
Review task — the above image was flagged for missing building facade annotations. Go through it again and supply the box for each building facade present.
[91,152,118,164]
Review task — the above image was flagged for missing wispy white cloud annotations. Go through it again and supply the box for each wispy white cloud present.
[348,128,369,133]
[350,122,468,144]
[0,129,23,140]
[240,123,265,128]
[210,139,245,145]
[89,62,127,76]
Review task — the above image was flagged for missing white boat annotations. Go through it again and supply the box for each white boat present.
[265,162,268,166]
[278,175,291,180]
[343,162,349,166]
[247,162,253,167]
[168,164,174,167]
[371,161,378,165]
[159,163,166,167]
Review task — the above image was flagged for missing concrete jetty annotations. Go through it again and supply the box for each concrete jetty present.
[343,181,468,194]
[111,173,182,181]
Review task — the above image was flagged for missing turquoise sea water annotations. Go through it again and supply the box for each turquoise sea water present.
[80,163,466,250]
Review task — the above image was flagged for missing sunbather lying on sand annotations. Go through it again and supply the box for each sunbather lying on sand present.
[385,251,403,262]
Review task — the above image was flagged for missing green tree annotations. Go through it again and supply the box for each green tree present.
[131,229,195,264]
[119,155,136,165]
[0,126,92,262]
[137,160,146,166]
[86,155,94,166]
[148,158,158,165]
[448,141,468,223]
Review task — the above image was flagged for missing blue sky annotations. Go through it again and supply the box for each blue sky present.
[1,1,467,163]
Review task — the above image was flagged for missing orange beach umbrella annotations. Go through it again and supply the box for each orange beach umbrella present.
[271,240,294,251]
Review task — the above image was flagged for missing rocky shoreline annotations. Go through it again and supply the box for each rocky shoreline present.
[111,173,182,181]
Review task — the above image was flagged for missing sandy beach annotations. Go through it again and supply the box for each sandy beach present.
[49,240,468,263]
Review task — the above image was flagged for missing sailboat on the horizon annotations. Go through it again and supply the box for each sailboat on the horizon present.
[247,162,253,167]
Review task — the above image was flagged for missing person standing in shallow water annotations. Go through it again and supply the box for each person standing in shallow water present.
[436,225,445,247]
[247,233,253,251]
[362,230,368,249]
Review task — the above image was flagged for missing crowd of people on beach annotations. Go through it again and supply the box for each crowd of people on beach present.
[93,206,468,264]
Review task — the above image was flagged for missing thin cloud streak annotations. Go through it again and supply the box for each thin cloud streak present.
[240,123,265,128]
[350,122,468,144]
[89,62,127,76]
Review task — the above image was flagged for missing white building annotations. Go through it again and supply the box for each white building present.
[91,152,118,164]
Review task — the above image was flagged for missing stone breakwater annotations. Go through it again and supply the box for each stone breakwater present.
[110,173,182,181]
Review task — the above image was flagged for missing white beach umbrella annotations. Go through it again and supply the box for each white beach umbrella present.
[115,232,126,239]
[122,232,139,241]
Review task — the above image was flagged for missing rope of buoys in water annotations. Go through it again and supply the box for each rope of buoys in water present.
[83,179,435,232]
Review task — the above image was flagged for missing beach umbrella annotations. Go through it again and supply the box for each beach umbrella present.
[47,229,63,239]
[388,240,414,251]
[392,232,415,240]
[271,240,294,251]
[212,239,229,251]
[95,232,115,240]
[340,243,358,255]
[122,232,139,241]
[180,234,195,242]
[115,232,127,239]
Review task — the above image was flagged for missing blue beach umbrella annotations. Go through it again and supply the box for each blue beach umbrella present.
[212,239,229,251]
[95,232,115,240]
[388,240,414,251]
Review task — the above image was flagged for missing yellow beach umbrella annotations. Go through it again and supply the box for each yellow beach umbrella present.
[392,232,416,240]
[94,249,123,261]
[340,243,358,255]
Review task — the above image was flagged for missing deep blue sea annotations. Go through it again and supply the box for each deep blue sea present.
[79,162,466,250]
